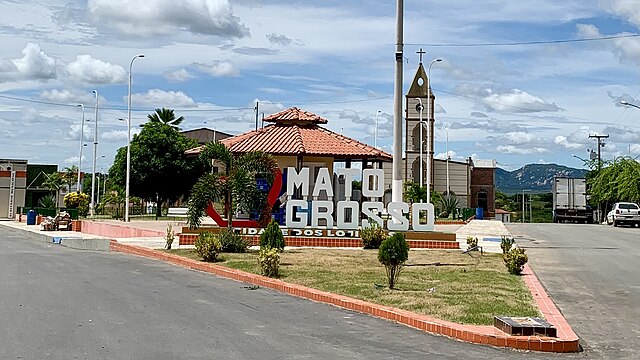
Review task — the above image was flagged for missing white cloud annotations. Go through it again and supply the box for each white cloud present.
[554,135,583,150]
[11,43,57,81]
[576,23,640,66]
[164,68,194,82]
[576,23,601,38]
[435,150,456,160]
[194,60,238,77]
[65,55,126,84]
[40,89,104,105]
[599,0,640,28]
[129,89,198,107]
[88,0,249,38]
[496,145,548,155]
[102,129,130,142]
[483,89,561,113]
[266,33,292,46]
[64,156,85,164]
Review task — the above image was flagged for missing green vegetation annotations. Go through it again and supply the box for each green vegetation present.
[258,247,280,277]
[466,236,478,249]
[504,248,528,275]
[187,142,278,229]
[360,222,386,249]
[109,117,207,219]
[259,220,285,251]
[589,157,640,205]
[165,248,540,325]
[378,233,409,289]
[195,232,222,262]
[218,229,250,253]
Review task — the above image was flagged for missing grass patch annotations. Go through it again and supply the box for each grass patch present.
[164,248,539,325]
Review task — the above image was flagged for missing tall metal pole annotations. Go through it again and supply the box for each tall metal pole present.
[255,101,259,131]
[90,90,98,216]
[522,190,525,223]
[374,110,381,148]
[416,98,424,192]
[426,58,442,205]
[391,0,404,203]
[76,104,85,192]
[126,54,145,222]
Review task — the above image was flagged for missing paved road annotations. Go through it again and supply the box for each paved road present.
[508,223,640,360]
[0,227,568,360]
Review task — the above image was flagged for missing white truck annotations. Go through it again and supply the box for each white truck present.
[552,177,593,224]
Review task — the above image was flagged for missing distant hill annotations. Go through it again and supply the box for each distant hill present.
[496,164,588,193]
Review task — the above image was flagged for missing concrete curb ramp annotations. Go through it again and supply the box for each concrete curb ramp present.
[110,241,580,353]
[0,222,111,251]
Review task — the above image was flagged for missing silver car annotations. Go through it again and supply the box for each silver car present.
[607,202,640,227]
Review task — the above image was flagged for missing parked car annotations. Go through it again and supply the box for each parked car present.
[606,202,640,227]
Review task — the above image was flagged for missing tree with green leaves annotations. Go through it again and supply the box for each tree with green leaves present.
[146,108,184,129]
[589,157,640,208]
[109,121,207,219]
[42,172,67,208]
[187,142,278,230]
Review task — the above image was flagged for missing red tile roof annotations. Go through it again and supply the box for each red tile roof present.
[186,108,391,161]
[263,107,328,124]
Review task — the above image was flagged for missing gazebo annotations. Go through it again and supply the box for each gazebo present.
[187,107,392,173]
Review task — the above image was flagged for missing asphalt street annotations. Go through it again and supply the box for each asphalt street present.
[508,223,640,360]
[0,226,569,360]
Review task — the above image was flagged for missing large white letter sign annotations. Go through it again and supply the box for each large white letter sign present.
[312,167,334,198]
[411,202,435,231]
[311,201,334,227]
[336,168,360,199]
[361,201,384,229]
[337,201,359,229]
[386,202,409,231]
[286,167,309,198]
[286,199,308,228]
[362,169,384,198]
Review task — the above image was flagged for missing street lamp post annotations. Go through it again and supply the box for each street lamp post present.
[621,100,640,110]
[426,58,443,205]
[126,54,145,222]
[374,110,381,148]
[76,104,85,192]
[90,90,98,216]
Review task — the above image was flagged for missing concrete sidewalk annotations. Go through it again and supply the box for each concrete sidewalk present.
[455,220,512,253]
[0,221,112,251]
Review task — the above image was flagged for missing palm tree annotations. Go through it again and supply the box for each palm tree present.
[187,142,279,230]
[146,108,184,129]
[42,172,66,208]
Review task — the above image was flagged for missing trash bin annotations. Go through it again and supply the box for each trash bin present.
[27,210,37,225]
[475,207,484,220]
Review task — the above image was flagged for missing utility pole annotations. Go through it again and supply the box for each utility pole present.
[588,134,609,169]
[391,0,404,203]
[522,190,525,223]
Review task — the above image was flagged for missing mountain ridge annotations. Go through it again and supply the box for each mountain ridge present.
[496,163,587,193]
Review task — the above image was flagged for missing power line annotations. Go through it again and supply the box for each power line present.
[407,33,640,47]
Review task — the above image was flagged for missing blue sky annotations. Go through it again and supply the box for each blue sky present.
[2,0,640,172]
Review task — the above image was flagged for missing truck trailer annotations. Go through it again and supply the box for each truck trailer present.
[552,177,593,223]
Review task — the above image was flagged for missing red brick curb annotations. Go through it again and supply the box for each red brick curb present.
[110,241,579,353]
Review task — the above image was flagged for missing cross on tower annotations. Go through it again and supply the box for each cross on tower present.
[417,48,426,63]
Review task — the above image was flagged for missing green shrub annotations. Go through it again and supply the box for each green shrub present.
[219,229,250,253]
[378,233,410,289]
[466,236,478,249]
[504,247,528,275]
[500,236,515,254]
[195,232,222,262]
[360,222,386,249]
[258,247,280,277]
[165,224,174,250]
[259,220,285,251]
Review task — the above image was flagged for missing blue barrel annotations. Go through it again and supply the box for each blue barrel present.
[475,207,484,220]
[27,209,37,225]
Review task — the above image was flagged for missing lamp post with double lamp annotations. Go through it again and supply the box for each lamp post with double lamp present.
[426,58,443,205]
[90,90,99,216]
[76,104,85,192]
[126,54,145,223]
